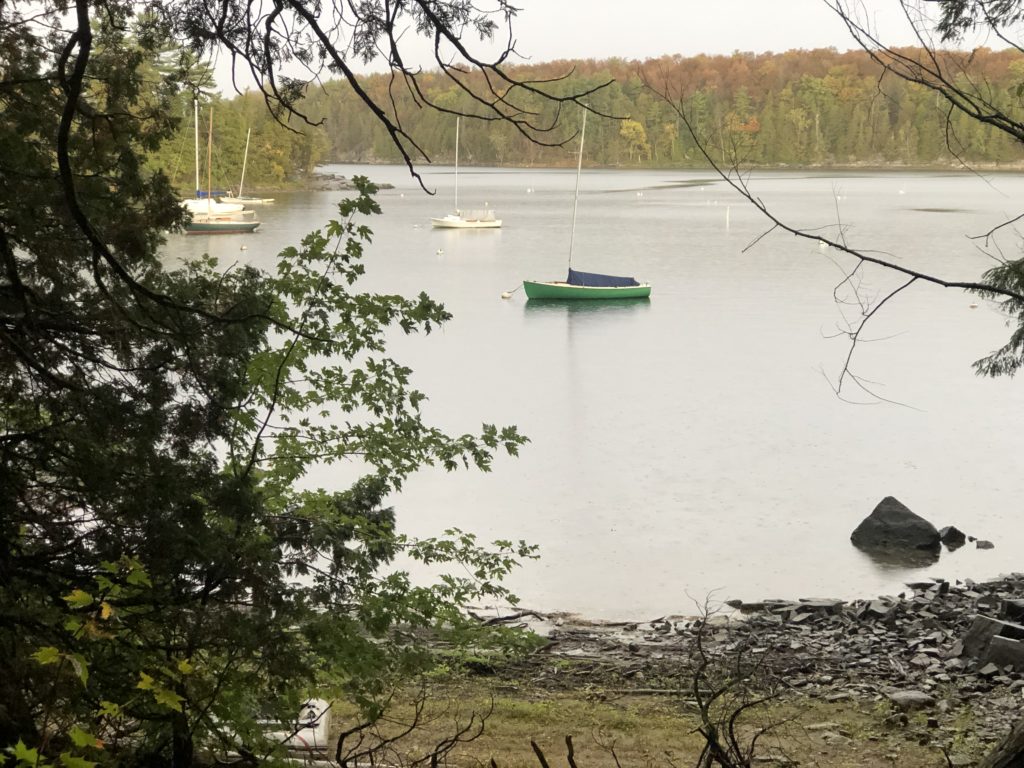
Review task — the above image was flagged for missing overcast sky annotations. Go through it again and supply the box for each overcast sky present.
[214,0,986,89]
[497,0,920,63]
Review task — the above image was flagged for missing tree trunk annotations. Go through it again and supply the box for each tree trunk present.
[0,671,37,748]
[172,711,194,768]
[980,718,1024,768]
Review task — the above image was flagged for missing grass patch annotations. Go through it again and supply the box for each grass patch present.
[328,676,964,768]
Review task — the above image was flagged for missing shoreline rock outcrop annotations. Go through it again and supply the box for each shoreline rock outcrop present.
[851,496,941,551]
[310,172,394,191]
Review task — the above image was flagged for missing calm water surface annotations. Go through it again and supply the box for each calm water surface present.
[167,165,1024,619]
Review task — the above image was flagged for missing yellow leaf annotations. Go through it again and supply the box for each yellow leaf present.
[99,602,113,620]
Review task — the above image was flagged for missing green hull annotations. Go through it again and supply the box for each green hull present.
[185,220,260,235]
[522,281,651,300]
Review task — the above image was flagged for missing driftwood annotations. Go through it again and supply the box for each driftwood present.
[481,610,546,627]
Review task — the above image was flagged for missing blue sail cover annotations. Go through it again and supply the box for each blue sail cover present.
[567,268,640,287]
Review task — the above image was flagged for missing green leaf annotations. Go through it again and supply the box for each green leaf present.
[136,671,154,690]
[32,646,61,666]
[68,653,89,686]
[63,589,93,608]
[177,658,194,675]
[152,687,184,712]
[125,563,151,587]
[68,726,101,750]
[10,741,38,765]
[59,752,96,768]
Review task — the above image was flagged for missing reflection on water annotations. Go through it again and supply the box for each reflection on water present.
[851,543,941,572]
[523,297,652,315]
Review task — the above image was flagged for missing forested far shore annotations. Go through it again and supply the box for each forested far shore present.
[157,47,1024,192]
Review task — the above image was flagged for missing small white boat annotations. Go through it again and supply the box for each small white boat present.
[183,197,250,216]
[430,210,502,229]
[431,117,501,229]
[220,128,275,205]
[221,194,274,205]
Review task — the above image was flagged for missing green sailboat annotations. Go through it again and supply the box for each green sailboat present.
[523,109,650,300]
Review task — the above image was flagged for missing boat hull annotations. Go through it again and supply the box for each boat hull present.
[431,215,502,229]
[221,196,275,205]
[523,281,652,299]
[183,198,246,215]
[185,220,260,235]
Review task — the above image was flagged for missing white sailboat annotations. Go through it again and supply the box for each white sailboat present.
[221,127,275,205]
[430,117,501,229]
[184,104,259,235]
[182,100,250,217]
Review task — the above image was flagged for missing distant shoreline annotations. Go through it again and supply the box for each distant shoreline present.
[315,159,1024,174]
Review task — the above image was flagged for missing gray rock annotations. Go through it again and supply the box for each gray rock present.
[805,722,841,731]
[820,731,852,746]
[962,615,1024,660]
[887,690,936,711]
[1003,599,1024,622]
[865,599,895,618]
[939,525,967,547]
[851,497,941,551]
[985,635,1024,672]
[976,539,995,550]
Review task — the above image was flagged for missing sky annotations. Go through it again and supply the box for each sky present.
[495,0,919,63]
[213,0,993,91]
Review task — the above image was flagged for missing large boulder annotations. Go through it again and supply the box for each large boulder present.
[850,496,940,551]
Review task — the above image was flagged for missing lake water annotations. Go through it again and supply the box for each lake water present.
[168,164,1024,620]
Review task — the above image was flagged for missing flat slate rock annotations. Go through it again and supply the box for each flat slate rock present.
[887,690,936,711]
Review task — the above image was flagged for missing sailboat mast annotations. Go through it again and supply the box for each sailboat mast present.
[454,116,460,213]
[568,109,587,269]
[193,98,200,198]
[238,127,251,198]
[206,107,214,215]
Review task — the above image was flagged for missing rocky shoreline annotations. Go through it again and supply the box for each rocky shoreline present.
[492,573,1024,763]
[310,172,394,191]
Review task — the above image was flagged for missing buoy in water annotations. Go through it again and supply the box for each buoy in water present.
[240,245,248,251]
[436,249,443,255]
[501,292,512,299]
[970,303,979,309]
